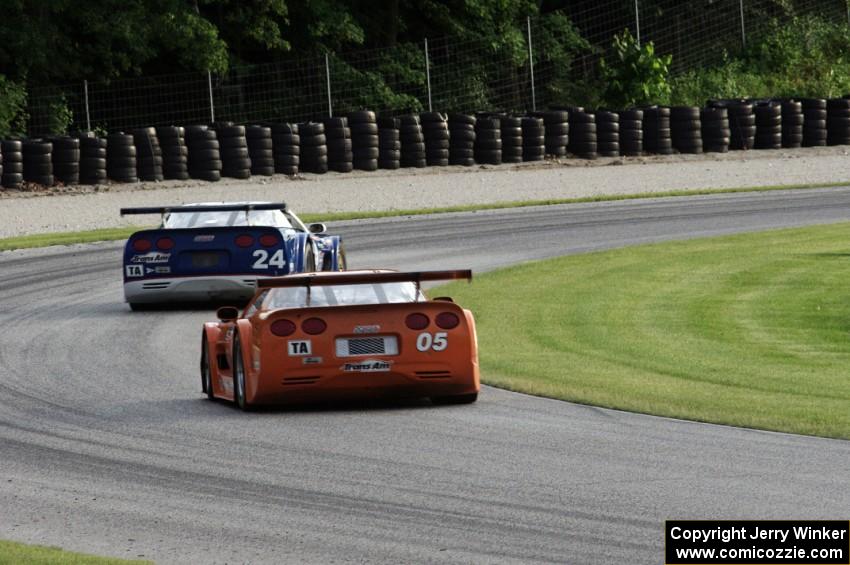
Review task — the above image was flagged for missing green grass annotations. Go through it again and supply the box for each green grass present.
[439,222,850,439]
[0,540,151,564]
[0,182,846,252]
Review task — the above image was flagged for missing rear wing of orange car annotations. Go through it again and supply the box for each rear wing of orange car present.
[257,270,472,289]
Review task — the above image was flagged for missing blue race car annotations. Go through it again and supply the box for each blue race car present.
[119,202,346,310]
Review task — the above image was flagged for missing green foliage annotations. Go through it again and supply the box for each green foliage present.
[670,15,850,105]
[0,74,28,137]
[599,29,672,108]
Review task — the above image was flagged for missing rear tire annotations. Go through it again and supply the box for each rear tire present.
[129,302,152,311]
[232,335,251,411]
[201,336,214,400]
[432,393,478,405]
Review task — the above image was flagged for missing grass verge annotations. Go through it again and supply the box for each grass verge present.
[0,540,151,564]
[1,181,846,252]
[438,222,850,439]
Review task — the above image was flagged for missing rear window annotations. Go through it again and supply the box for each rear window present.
[164,210,296,230]
[265,282,423,309]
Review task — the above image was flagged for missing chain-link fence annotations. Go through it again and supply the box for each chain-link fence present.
[25,0,850,136]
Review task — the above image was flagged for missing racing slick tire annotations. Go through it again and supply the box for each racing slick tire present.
[233,335,252,411]
[201,336,214,400]
[432,393,478,405]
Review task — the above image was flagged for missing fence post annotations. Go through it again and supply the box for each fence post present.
[207,71,215,123]
[325,53,333,117]
[527,17,536,111]
[634,0,641,46]
[739,0,746,48]
[424,38,433,112]
[83,80,91,132]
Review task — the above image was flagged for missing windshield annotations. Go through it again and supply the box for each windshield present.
[265,282,424,309]
[164,209,299,230]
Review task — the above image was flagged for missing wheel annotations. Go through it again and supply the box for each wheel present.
[432,393,478,405]
[322,243,347,271]
[201,335,214,400]
[232,335,251,411]
[303,243,316,272]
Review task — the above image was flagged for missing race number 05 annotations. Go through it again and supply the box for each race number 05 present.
[416,332,448,352]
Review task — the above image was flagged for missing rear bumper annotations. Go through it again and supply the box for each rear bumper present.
[124,276,257,304]
[250,361,480,404]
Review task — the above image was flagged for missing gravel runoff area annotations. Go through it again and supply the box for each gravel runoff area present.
[1,145,849,239]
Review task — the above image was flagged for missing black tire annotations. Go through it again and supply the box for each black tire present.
[232,335,251,411]
[432,392,478,405]
[201,336,215,400]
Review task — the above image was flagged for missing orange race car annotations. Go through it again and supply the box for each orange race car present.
[200,269,480,409]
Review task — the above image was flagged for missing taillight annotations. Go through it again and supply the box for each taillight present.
[405,313,429,330]
[435,312,460,329]
[302,317,326,335]
[235,234,254,247]
[156,237,175,250]
[270,319,296,336]
[259,234,279,247]
[132,238,151,252]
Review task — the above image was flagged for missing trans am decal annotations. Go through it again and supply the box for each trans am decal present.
[341,359,392,372]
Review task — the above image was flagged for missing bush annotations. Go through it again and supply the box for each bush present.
[671,15,850,105]
[0,75,28,137]
[599,29,671,108]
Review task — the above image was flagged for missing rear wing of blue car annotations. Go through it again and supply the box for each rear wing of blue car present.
[120,203,287,215]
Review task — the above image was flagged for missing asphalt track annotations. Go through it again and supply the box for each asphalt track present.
[2,187,850,564]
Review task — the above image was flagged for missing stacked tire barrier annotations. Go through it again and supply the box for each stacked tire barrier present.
[448,114,475,166]
[323,117,353,173]
[780,100,803,148]
[753,101,782,150]
[23,139,54,186]
[377,117,401,169]
[670,106,702,154]
[499,116,523,164]
[568,111,597,159]
[618,109,643,156]
[350,111,379,171]
[185,126,221,182]
[133,128,164,181]
[714,101,755,150]
[299,122,328,174]
[474,115,502,165]
[521,116,545,161]
[643,107,673,154]
[540,111,569,157]
[802,99,827,147]
[595,111,620,157]
[51,137,80,184]
[156,126,189,180]
[214,124,251,179]
[826,98,850,146]
[421,112,450,166]
[400,115,426,168]
[246,125,275,176]
[79,136,107,184]
[106,133,137,183]
[1,140,22,188]
[700,107,730,153]
[271,123,299,175]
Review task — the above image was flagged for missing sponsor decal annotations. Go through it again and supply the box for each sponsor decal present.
[302,356,322,365]
[287,340,312,356]
[125,265,144,277]
[131,252,171,264]
[154,266,171,274]
[194,234,215,242]
[354,324,380,334]
[341,359,392,372]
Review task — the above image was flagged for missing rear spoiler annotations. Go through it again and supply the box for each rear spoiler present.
[120,203,287,215]
[258,270,472,289]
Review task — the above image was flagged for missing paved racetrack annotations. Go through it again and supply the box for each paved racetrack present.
[2,188,850,564]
